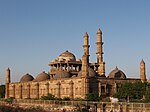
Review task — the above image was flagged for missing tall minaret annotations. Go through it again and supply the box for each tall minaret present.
[5,68,11,98]
[96,28,105,76]
[82,32,90,77]
[140,59,146,82]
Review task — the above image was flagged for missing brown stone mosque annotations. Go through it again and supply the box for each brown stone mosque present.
[5,28,147,99]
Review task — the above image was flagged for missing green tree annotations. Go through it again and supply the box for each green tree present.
[114,81,147,101]
[86,93,101,101]
[0,85,5,98]
[41,93,56,100]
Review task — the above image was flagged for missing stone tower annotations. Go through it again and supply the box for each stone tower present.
[140,59,146,82]
[82,32,90,77]
[5,68,11,98]
[96,28,105,76]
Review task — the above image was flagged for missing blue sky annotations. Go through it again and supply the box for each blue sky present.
[0,0,150,84]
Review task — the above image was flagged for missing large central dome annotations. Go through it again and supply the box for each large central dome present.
[58,50,76,62]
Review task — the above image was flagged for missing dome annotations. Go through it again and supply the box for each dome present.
[20,73,34,82]
[58,50,76,62]
[53,70,70,79]
[78,68,96,77]
[108,67,126,79]
[35,71,50,82]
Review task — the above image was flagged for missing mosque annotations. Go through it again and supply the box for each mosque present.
[5,28,147,99]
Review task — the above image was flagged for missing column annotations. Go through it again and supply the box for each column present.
[19,85,22,99]
[85,78,89,97]
[69,81,74,99]
[98,82,101,96]
[56,82,61,98]
[46,83,49,95]
[12,85,15,98]
[36,83,39,99]
[27,84,30,99]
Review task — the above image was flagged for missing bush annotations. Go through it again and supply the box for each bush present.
[41,93,56,100]
[86,93,101,101]
[62,97,70,101]
[4,97,14,104]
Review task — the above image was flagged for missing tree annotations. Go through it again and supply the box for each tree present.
[86,93,101,101]
[113,81,147,101]
[41,93,56,100]
[0,85,5,98]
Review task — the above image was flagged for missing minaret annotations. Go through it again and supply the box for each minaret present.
[140,59,146,82]
[83,32,90,61]
[82,32,90,77]
[96,28,103,63]
[5,68,11,98]
[96,28,105,76]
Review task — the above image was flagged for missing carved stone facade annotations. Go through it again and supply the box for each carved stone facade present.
[5,28,147,99]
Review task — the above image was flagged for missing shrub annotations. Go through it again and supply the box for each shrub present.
[41,93,56,100]
[85,93,101,101]
[4,97,14,104]
[62,97,70,101]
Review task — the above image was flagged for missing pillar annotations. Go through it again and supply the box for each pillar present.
[69,81,74,99]
[98,82,101,96]
[27,84,30,99]
[19,85,22,99]
[12,85,15,98]
[56,82,61,98]
[5,68,11,99]
[140,59,146,82]
[36,83,39,99]
[46,83,49,95]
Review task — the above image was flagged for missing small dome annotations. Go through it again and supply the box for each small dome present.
[53,70,70,79]
[58,50,76,62]
[78,68,96,77]
[20,73,34,82]
[36,71,50,82]
[108,67,126,79]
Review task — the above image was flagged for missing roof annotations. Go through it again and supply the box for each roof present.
[53,70,70,79]
[78,67,96,77]
[20,73,34,82]
[35,71,50,82]
[108,67,126,79]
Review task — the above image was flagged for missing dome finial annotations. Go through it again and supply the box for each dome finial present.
[115,66,118,70]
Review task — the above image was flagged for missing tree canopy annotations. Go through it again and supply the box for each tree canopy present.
[0,85,5,98]
[113,81,150,102]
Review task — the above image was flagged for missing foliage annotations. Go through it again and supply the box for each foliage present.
[113,81,150,102]
[0,85,5,98]
[40,93,56,100]
[62,97,70,101]
[144,83,150,102]
[4,97,14,104]
[41,94,71,101]
[85,93,101,101]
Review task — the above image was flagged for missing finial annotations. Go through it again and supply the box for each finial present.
[97,28,102,34]
[115,66,118,70]
[84,32,89,37]
[140,59,145,64]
